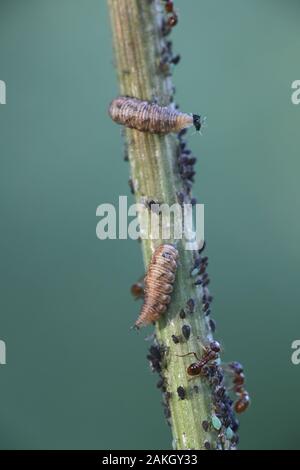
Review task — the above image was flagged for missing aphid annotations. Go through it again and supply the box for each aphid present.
[211,414,222,431]
[161,18,172,37]
[109,97,202,134]
[206,294,213,303]
[156,377,165,389]
[194,260,207,277]
[178,128,187,138]
[178,154,190,166]
[199,264,206,275]
[134,244,178,328]
[193,257,202,268]
[171,54,181,65]
[231,434,239,446]
[179,308,186,319]
[202,420,209,432]
[128,178,135,194]
[181,324,191,341]
[179,140,187,151]
[214,386,226,399]
[147,344,163,373]
[176,191,185,204]
[185,180,193,192]
[181,166,195,180]
[204,440,211,450]
[187,298,195,313]
[177,385,186,400]
[159,60,171,76]
[209,318,216,333]
[231,418,239,432]
[178,341,220,378]
[131,281,144,300]
[171,334,181,344]
[161,42,171,57]
[149,344,162,362]
[163,403,171,421]
[188,156,197,165]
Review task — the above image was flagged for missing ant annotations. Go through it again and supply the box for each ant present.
[177,341,221,378]
[164,1,178,28]
[228,362,250,414]
[234,389,250,414]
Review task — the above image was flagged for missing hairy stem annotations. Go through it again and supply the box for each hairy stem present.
[107,0,237,450]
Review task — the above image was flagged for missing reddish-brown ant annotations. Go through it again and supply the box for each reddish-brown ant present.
[177,341,221,378]
[163,0,178,28]
[234,390,250,413]
[165,0,174,14]
[228,362,250,413]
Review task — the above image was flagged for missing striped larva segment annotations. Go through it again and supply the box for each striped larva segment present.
[135,244,179,328]
[109,97,201,134]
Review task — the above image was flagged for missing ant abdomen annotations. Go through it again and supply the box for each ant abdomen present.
[187,363,202,376]
[234,392,250,414]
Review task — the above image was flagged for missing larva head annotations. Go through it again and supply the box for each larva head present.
[193,114,202,132]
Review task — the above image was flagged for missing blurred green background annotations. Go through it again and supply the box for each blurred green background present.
[0,0,299,450]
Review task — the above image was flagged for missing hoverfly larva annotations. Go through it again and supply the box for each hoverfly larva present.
[109,97,202,134]
[134,244,178,328]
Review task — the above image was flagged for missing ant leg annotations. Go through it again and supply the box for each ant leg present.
[176,352,200,361]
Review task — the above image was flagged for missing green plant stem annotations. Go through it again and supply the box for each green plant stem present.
[107,0,217,450]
